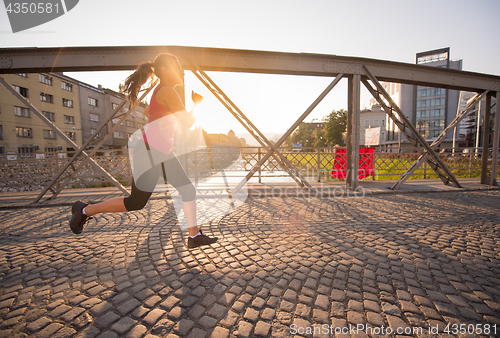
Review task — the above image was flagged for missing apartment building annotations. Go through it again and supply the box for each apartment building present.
[0,72,81,157]
[0,73,147,157]
[360,103,387,146]
[103,88,147,149]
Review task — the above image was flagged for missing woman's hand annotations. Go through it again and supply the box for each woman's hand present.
[192,91,204,105]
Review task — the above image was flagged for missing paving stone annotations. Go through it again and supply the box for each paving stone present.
[210,326,230,338]
[143,308,166,326]
[95,331,119,338]
[131,306,149,319]
[386,314,411,332]
[26,316,51,332]
[125,324,147,338]
[331,301,345,317]
[36,322,64,338]
[167,306,184,320]
[111,317,137,335]
[381,302,401,316]
[260,307,276,321]
[243,307,259,322]
[366,311,385,326]
[90,301,113,316]
[118,298,142,316]
[236,321,253,338]
[348,299,364,312]
[218,293,236,306]
[151,318,175,336]
[208,303,228,319]
[199,315,217,328]
[254,321,271,336]
[95,311,120,329]
[220,310,239,326]
[174,319,195,336]
[312,309,329,323]
[48,304,72,318]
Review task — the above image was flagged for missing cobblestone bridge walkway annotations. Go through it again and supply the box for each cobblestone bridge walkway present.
[0,190,499,337]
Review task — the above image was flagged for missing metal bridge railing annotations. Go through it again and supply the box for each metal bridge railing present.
[1,147,497,192]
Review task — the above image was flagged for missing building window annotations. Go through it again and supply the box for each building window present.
[112,103,119,110]
[88,97,98,107]
[44,130,56,139]
[45,148,58,156]
[18,147,34,157]
[62,98,73,108]
[125,120,135,128]
[39,74,53,85]
[16,127,32,137]
[40,92,53,103]
[89,113,99,122]
[0,125,3,139]
[43,111,55,121]
[373,119,379,126]
[18,73,27,78]
[14,85,29,98]
[0,147,4,154]
[364,119,370,127]
[113,131,125,139]
[61,81,73,91]
[14,106,30,117]
[65,132,76,141]
[64,115,75,124]
[90,129,97,135]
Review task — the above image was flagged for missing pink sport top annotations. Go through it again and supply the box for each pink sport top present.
[142,83,177,154]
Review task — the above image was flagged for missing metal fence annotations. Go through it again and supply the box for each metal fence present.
[1,147,497,192]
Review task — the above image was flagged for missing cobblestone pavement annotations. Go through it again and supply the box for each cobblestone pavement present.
[0,190,499,338]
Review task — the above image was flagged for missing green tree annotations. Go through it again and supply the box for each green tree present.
[323,109,348,146]
[314,127,327,147]
[285,123,315,148]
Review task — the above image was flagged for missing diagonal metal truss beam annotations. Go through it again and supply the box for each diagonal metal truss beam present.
[31,79,159,203]
[390,92,486,190]
[363,77,457,187]
[362,65,462,189]
[185,57,312,190]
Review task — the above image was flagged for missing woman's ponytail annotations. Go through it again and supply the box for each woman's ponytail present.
[122,62,155,105]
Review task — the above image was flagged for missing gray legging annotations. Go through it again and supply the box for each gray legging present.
[124,144,196,211]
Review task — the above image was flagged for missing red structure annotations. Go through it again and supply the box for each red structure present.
[332,147,374,180]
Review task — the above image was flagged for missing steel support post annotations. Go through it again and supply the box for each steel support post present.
[491,92,500,186]
[481,94,492,184]
[346,75,361,190]
[362,66,462,189]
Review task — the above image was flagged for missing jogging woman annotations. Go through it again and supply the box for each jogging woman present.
[69,53,218,248]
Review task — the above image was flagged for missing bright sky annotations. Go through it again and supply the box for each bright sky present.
[1,0,499,140]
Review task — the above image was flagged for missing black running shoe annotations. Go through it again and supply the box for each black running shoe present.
[187,230,218,248]
[69,201,92,234]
